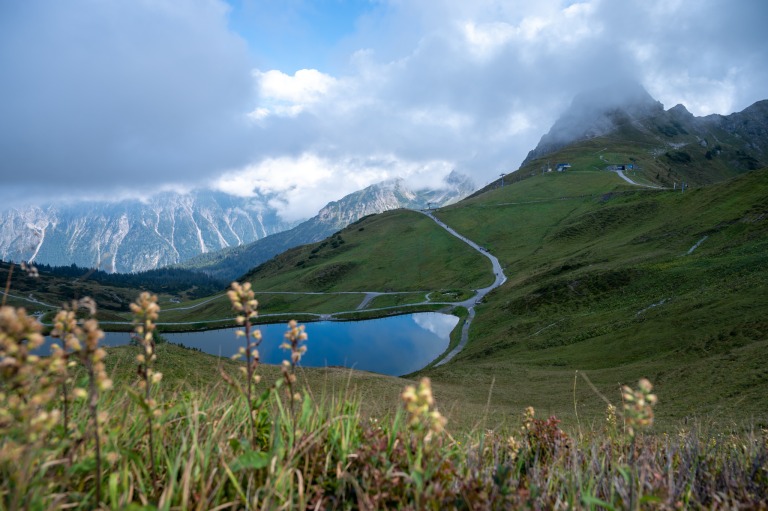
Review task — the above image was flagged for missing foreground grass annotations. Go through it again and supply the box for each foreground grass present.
[3,341,767,510]
[3,291,768,509]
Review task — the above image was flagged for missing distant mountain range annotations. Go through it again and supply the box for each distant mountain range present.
[178,171,476,282]
[0,172,474,276]
[0,190,294,273]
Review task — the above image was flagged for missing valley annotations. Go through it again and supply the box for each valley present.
[10,163,768,430]
[4,90,768,432]
[5,3,768,506]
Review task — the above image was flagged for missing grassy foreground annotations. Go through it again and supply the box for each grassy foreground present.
[2,296,768,510]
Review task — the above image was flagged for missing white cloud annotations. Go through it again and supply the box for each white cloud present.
[258,69,337,104]
[413,313,460,338]
[461,21,517,59]
[214,153,454,222]
[1,0,767,212]
[252,68,339,118]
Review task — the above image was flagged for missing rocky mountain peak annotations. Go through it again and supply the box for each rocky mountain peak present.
[523,81,663,164]
[668,103,693,119]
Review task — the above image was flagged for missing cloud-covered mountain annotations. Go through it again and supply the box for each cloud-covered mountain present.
[0,190,295,273]
[520,82,768,184]
[179,171,476,281]
[522,81,664,164]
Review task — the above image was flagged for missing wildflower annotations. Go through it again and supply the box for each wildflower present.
[522,406,536,432]
[621,378,658,437]
[0,306,60,444]
[131,292,161,485]
[228,281,263,447]
[605,403,618,435]
[507,435,521,461]
[401,377,446,441]
[282,320,308,369]
[19,262,39,278]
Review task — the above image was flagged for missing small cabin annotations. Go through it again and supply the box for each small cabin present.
[556,163,571,172]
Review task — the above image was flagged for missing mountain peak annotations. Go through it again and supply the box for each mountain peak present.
[668,103,694,120]
[569,81,661,116]
[523,82,663,164]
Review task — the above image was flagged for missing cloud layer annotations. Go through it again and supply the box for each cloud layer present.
[1,0,767,219]
[0,0,255,203]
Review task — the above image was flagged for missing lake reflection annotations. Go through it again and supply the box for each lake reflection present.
[77,313,458,376]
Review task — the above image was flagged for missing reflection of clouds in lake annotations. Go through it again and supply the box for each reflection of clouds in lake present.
[412,313,459,339]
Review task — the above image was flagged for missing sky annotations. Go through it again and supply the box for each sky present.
[1,0,767,221]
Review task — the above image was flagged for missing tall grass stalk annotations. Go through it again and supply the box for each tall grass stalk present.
[75,303,112,506]
[227,281,262,448]
[130,292,162,489]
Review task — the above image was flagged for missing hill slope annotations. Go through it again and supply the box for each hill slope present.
[233,165,768,424]
[426,167,768,422]
[243,209,492,293]
[181,172,475,282]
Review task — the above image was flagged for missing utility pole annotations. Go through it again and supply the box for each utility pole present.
[499,173,505,187]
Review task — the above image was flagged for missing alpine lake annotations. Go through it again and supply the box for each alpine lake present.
[53,313,459,376]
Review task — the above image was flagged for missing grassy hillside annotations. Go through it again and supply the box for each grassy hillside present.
[170,165,768,427]
[243,209,492,293]
[424,167,768,425]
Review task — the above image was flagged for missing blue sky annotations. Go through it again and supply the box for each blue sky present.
[224,0,378,73]
[1,0,767,220]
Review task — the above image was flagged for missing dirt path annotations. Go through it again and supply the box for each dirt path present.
[613,169,663,189]
[0,290,58,308]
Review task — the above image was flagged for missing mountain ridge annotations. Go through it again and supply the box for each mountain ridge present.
[0,190,295,273]
[178,171,476,282]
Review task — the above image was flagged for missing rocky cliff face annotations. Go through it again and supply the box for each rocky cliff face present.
[311,171,475,232]
[703,100,768,161]
[1,170,476,277]
[0,190,293,273]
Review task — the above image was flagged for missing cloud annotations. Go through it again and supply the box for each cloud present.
[238,0,768,191]
[214,153,454,222]
[1,0,767,215]
[0,0,255,204]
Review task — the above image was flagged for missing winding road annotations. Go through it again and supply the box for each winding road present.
[418,211,507,366]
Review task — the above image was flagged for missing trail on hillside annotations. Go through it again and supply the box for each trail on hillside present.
[613,169,664,189]
[0,290,58,308]
[417,211,507,366]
